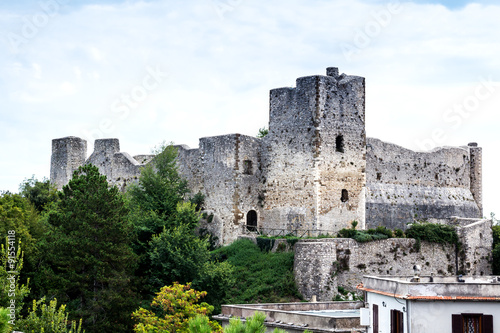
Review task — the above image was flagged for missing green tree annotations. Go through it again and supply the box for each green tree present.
[128,143,189,229]
[14,298,84,333]
[132,282,222,333]
[0,238,30,322]
[128,143,233,311]
[38,164,138,333]
[0,192,44,273]
[492,223,500,274]
[19,176,59,213]
[0,308,10,333]
[145,203,234,309]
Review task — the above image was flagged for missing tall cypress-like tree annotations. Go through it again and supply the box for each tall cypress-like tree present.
[39,164,138,333]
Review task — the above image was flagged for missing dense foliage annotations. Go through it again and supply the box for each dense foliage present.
[15,298,83,333]
[337,222,396,243]
[212,239,300,304]
[132,282,222,333]
[0,239,30,319]
[127,144,234,312]
[36,164,138,332]
[492,225,500,274]
[6,139,497,333]
[405,221,459,246]
[19,176,58,213]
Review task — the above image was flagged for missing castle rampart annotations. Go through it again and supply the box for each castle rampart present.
[365,138,481,229]
[50,67,484,245]
[294,218,492,301]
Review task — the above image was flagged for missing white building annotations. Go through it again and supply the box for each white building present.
[357,275,499,333]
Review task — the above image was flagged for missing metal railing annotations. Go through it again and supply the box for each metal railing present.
[243,225,334,238]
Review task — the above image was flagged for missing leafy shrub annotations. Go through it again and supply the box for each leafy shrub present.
[405,222,459,246]
[492,245,500,275]
[188,315,216,333]
[492,225,500,247]
[14,298,83,333]
[190,192,205,211]
[337,225,391,243]
[394,228,405,238]
[212,239,301,304]
[0,308,10,333]
[132,282,222,333]
[337,228,357,239]
[256,237,275,252]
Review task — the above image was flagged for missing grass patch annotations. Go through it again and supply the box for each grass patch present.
[212,238,302,304]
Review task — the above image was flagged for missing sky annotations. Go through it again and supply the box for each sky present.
[0,0,499,217]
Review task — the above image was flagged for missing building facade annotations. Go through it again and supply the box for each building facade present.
[358,275,498,333]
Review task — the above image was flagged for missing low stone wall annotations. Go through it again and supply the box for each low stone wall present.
[294,238,457,301]
[294,219,493,301]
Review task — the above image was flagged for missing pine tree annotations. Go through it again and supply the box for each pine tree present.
[39,164,138,333]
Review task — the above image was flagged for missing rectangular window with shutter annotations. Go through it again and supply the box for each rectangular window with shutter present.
[391,309,404,333]
[451,313,493,333]
[373,304,379,333]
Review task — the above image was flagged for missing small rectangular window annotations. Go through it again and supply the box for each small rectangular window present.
[391,309,404,333]
[452,314,493,333]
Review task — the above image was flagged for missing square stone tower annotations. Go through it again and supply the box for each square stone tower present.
[261,67,366,233]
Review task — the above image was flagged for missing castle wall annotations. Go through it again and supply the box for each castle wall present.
[366,138,480,229]
[50,136,87,190]
[468,143,483,216]
[454,218,492,276]
[176,145,203,194]
[195,134,262,244]
[295,238,456,301]
[86,138,142,191]
[49,67,486,247]
[294,218,493,301]
[261,68,366,234]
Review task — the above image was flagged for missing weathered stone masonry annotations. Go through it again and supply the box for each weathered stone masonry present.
[50,67,483,245]
[293,218,493,301]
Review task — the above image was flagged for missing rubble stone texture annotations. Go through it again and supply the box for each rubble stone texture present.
[50,67,483,245]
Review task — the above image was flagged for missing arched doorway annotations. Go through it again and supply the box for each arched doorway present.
[246,210,258,232]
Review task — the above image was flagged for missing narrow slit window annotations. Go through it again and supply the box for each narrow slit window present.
[243,160,253,175]
[341,189,349,202]
[336,135,344,153]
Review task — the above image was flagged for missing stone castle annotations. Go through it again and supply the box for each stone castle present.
[50,67,483,245]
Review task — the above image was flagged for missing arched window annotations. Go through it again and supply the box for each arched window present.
[246,210,257,231]
[336,135,344,153]
[341,189,349,203]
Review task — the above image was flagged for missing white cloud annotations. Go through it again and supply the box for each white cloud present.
[0,0,499,215]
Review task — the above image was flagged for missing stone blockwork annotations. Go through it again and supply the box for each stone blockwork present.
[261,69,367,233]
[453,218,493,276]
[293,219,492,301]
[50,67,484,245]
[50,137,153,191]
[366,138,480,229]
[50,136,87,189]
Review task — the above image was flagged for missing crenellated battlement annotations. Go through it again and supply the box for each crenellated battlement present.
[50,67,483,244]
